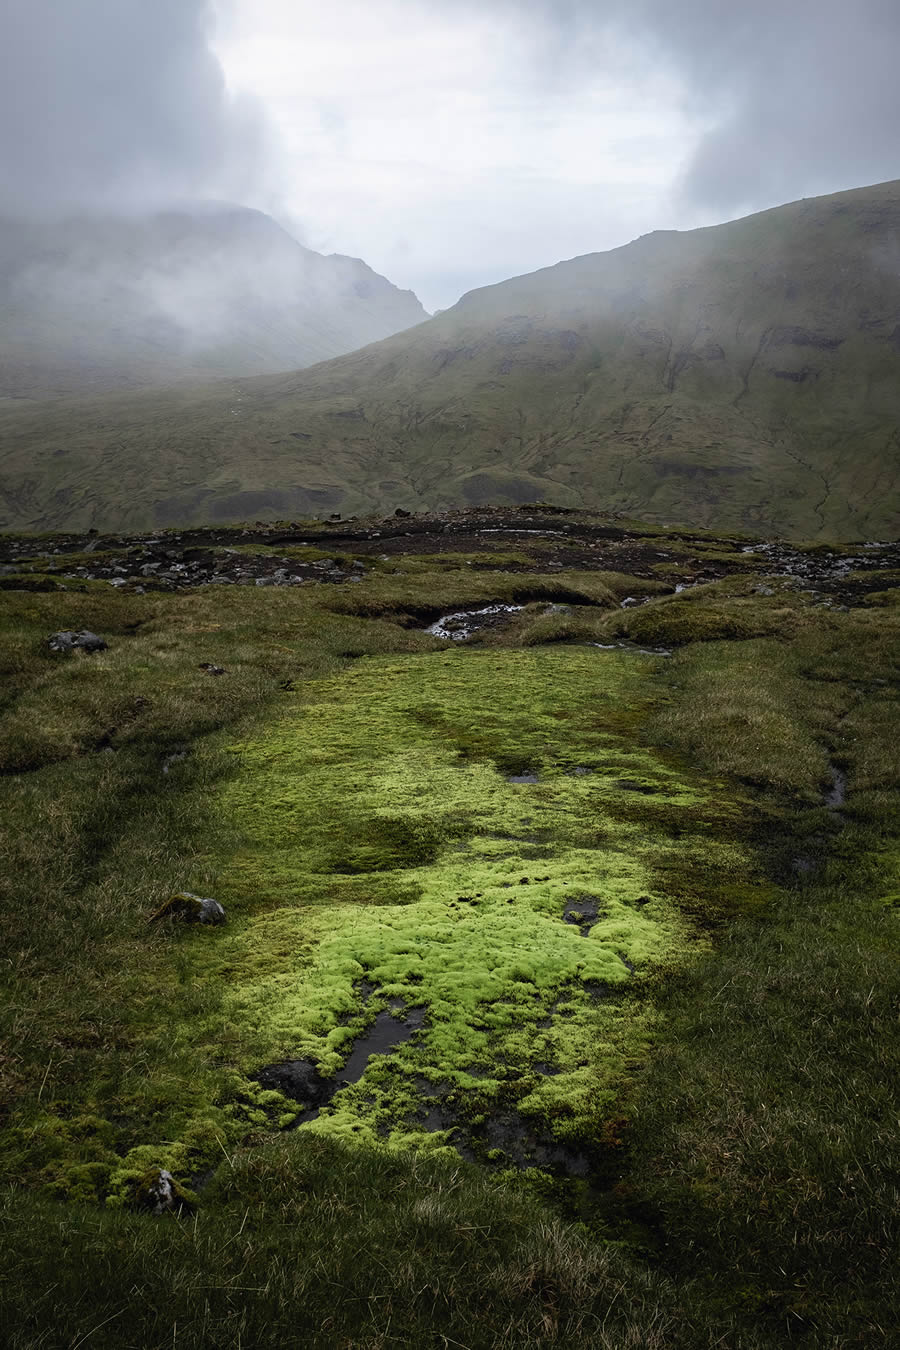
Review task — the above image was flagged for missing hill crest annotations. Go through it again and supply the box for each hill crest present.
[1,179,899,540]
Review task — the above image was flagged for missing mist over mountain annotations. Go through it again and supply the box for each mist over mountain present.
[0,205,427,397]
[1,179,899,539]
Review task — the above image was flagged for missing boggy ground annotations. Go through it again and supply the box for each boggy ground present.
[3,503,899,608]
[0,507,898,1348]
[203,646,761,1174]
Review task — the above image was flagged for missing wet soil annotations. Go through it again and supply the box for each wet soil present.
[254,998,427,1126]
[562,896,601,936]
[2,505,897,605]
[408,1081,596,1177]
[791,765,849,877]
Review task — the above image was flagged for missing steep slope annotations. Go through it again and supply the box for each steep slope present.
[0,205,427,397]
[1,181,899,538]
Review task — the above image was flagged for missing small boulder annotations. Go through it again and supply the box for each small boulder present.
[47,630,108,654]
[134,1167,196,1215]
[146,1169,176,1214]
[150,892,226,924]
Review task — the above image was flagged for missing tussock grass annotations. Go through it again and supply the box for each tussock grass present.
[1,547,899,1347]
[0,1137,684,1350]
[323,569,618,620]
[616,601,900,1343]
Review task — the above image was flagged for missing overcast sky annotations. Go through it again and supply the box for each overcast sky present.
[3,0,900,311]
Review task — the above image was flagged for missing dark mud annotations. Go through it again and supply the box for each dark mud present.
[791,765,849,877]
[825,767,848,809]
[254,999,426,1126]
[3,505,897,604]
[408,1074,595,1177]
[563,896,601,936]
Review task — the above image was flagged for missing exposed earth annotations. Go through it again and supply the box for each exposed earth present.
[3,505,898,611]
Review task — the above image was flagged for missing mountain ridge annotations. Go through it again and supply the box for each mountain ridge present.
[0,204,427,398]
[2,179,899,539]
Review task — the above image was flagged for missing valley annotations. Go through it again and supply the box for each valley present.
[3,180,900,539]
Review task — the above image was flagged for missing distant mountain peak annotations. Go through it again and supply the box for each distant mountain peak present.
[0,204,427,397]
[2,179,899,541]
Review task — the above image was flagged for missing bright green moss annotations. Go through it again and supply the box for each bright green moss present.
[190,646,765,1163]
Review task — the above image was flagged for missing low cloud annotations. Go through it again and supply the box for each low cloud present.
[0,0,273,217]
[500,0,900,212]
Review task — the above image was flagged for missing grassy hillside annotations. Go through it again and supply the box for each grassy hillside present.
[0,206,427,398]
[1,511,898,1346]
[2,180,900,537]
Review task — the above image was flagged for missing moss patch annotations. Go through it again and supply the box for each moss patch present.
[197,646,767,1163]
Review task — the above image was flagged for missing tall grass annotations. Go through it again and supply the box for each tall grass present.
[0,560,898,1346]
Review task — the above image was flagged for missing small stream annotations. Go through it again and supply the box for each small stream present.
[426,603,523,640]
[792,764,849,877]
[825,767,847,809]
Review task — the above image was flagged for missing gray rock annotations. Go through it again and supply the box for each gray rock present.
[47,630,108,654]
[150,892,226,924]
[146,1170,177,1214]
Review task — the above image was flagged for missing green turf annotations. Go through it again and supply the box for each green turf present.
[0,535,897,1346]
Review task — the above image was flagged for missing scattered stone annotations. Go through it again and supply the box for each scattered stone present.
[162,748,189,775]
[133,1167,196,1215]
[146,1170,176,1214]
[198,663,227,675]
[150,892,226,924]
[427,603,524,641]
[47,630,108,654]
